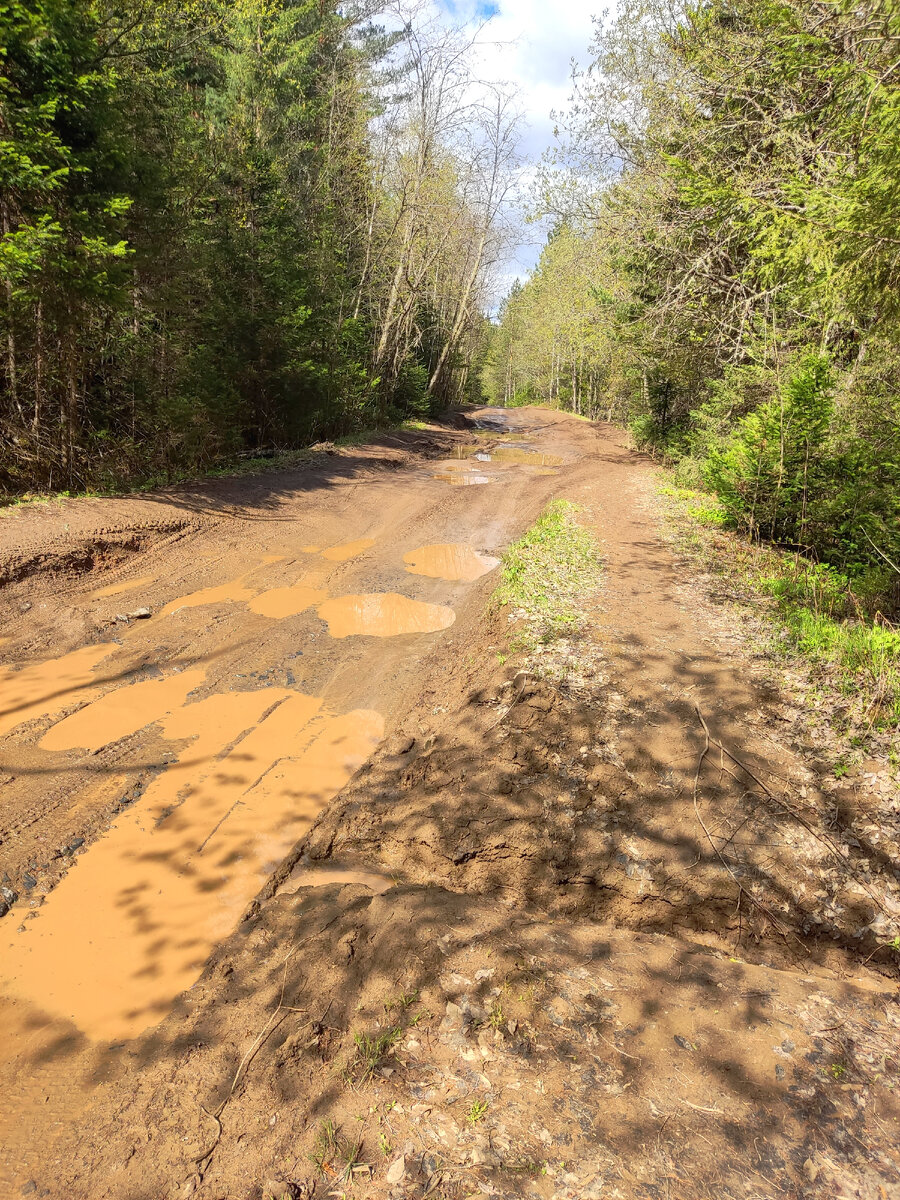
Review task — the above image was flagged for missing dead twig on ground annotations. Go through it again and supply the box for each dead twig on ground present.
[692,709,806,950]
[695,706,889,918]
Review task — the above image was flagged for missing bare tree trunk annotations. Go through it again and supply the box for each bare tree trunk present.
[1,200,19,417]
[33,299,43,433]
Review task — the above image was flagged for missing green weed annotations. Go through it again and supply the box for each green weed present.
[493,500,602,653]
[311,1119,367,1182]
[466,1099,489,1125]
[352,1026,404,1084]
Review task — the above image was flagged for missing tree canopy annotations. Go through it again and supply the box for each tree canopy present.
[0,0,518,491]
[485,0,900,611]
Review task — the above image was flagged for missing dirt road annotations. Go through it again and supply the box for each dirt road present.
[1,409,898,1199]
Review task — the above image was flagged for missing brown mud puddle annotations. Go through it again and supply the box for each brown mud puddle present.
[248,583,328,619]
[317,593,456,638]
[0,644,116,738]
[2,689,383,1040]
[456,443,563,467]
[91,574,155,599]
[403,543,500,582]
[40,666,207,752]
[159,574,257,617]
[432,471,492,486]
[320,537,375,562]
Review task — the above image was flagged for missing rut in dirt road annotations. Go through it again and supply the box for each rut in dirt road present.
[0,409,598,1184]
[2,409,899,1200]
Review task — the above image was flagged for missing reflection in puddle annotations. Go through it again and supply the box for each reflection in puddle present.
[41,667,207,752]
[1,690,383,1040]
[321,537,375,562]
[248,584,328,619]
[0,644,116,739]
[432,472,492,486]
[159,574,256,617]
[404,544,500,582]
[318,593,455,638]
[455,443,563,467]
[92,575,155,599]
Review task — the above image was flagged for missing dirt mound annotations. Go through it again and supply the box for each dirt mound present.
[51,882,899,1200]
[0,519,200,593]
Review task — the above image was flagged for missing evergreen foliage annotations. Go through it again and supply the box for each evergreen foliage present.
[486,0,900,614]
[0,1,512,492]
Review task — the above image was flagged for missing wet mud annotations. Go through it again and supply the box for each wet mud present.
[403,543,500,582]
[320,537,375,562]
[2,689,382,1040]
[91,575,156,599]
[317,593,456,638]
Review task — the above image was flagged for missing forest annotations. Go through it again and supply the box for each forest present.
[486,0,900,619]
[0,0,516,492]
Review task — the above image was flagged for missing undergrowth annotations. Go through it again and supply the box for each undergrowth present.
[493,500,603,654]
[0,419,431,512]
[660,484,900,741]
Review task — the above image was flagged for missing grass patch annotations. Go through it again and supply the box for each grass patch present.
[660,483,900,737]
[493,500,602,654]
[310,1119,367,1183]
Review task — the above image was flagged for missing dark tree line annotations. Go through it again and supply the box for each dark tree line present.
[0,0,515,492]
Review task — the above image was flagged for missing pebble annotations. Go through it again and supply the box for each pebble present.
[386,1155,406,1184]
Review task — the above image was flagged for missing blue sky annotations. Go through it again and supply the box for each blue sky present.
[433,0,601,296]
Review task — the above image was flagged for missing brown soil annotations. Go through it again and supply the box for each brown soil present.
[1,410,898,1200]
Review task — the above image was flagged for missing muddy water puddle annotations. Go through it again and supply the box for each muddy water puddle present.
[432,470,493,486]
[159,574,257,617]
[92,574,155,599]
[0,644,117,738]
[404,543,500,582]
[454,442,563,467]
[40,666,207,752]
[318,593,455,638]
[2,689,383,1040]
[249,583,328,619]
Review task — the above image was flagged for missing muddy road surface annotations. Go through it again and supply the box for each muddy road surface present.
[2,408,899,1200]
[0,408,591,1181]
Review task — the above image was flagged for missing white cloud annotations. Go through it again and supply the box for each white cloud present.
[438,0,604,295]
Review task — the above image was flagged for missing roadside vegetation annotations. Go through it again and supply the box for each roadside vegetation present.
[0,418,438,510]
[493,499,603,685]
[662,483,900,759]
[483,0,900,737]
[0,1,514,496]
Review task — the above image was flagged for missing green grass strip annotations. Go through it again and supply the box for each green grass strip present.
[494,499,602,650]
